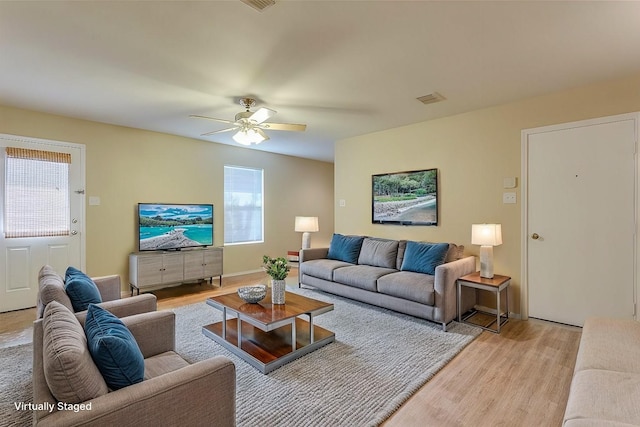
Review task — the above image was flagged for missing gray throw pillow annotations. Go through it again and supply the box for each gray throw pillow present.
[42,301,108,403]
[37,265,74,318]
[358,238,399,269]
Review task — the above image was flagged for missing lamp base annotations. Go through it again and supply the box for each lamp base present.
[479,245,494,278]
[301,232,311,250]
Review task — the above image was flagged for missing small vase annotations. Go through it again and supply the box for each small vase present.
[271,279,286,304]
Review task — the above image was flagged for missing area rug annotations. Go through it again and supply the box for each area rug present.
[0,287,480,427]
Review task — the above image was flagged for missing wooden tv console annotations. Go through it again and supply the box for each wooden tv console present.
[128,247,223,295]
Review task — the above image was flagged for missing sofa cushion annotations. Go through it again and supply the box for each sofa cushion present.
[377,271,436,306]
[575,317,640,374]
[357,238,399,269]
[327,234,365,264]
[564,369,640,426]
[42,301,108,403]
[37,265,74,318]
[301,259,353,281]
[64,267,102,312]
[396,240,407,270]
[401,241,449,275]
[445,243,465,263]
[144,351,190,380]
[333,265,396,292]
[84,304,145,390]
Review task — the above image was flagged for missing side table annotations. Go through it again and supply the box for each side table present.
[457,272,511,333]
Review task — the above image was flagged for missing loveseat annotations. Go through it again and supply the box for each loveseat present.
[563,317,640,426]
[299,234,476,331]
[33,302,236,426]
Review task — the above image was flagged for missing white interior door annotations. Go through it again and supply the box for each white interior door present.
[523,115,637,327]
[0,134,85,312]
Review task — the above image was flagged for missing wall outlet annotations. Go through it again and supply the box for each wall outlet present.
[503,192,517,204]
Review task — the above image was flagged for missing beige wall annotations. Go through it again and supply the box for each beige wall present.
[0,105,334,288]
[335,72,640,315]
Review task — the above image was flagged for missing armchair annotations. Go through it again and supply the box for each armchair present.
[33,306,236,426]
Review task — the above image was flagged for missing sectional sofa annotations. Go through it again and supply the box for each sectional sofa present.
[299,234,476,331]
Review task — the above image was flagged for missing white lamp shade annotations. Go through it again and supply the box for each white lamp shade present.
[471,224,503,246]
[294,216,319,233]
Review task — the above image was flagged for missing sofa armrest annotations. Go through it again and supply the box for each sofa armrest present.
[120,310,176,358]
[300,247,329,262]
[92,275,122,302]
[74,294,157,325]
[36,356,236,427]
[434,256,476,325]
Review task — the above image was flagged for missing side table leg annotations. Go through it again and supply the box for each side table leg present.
[457,281,462,322]
[496,288,501,333]
[237,318,242,349]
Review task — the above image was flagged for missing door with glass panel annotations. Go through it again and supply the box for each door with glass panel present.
[0,134,85,312]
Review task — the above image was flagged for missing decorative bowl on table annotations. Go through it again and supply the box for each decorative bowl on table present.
[237,285,267,303]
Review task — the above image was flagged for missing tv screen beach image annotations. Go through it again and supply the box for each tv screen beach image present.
[138,204,213,250]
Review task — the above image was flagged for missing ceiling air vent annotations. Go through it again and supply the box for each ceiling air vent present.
[240,0,276,12]
[417,92,445,105]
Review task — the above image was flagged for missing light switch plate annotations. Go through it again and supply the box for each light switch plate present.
[89,196,101,206]
[503,177,517,188]
[503,192,516,204]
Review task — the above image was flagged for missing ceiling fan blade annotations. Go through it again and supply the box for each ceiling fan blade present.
[201,127,238,136]
[260,122,307,132]
[249,107,276,124]
[189,114,236,125]
[256,128,270,141]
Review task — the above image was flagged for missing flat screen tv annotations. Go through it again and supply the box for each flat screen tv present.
[372,168,438,226]
[138,203,213,251]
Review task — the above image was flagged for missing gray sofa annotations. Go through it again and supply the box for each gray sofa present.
[299,235,476,331]
[563,317,640,426]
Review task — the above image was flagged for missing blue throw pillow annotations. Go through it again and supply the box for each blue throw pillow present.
[400,241,450,275]
[64,267,102,312]
[84,304,144,390]
[327,234,365,264]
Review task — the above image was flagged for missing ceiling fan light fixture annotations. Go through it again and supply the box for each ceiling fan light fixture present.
[233,128,266,145]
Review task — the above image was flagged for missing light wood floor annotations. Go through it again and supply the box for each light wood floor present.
[0,269,581,426]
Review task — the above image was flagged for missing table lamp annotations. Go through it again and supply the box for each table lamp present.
[471,224,503,278]
[295,216,319,249]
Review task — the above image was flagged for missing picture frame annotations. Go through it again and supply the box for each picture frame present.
[372,168,438,226]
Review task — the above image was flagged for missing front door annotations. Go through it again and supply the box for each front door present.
[0,134,85,312]
[523,114,637,326]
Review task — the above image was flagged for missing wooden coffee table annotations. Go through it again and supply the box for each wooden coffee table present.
[202,290,335,374]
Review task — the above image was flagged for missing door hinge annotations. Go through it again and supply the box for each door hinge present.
[75,189,85,194]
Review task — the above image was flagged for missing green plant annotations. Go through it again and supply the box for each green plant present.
[262,255,290,280]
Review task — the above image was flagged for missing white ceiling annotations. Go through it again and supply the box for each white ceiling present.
[2,1,640,163]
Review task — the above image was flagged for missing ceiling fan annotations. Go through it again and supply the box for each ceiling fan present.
[190,98,307,146]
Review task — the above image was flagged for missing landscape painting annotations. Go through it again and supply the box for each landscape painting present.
[372,168,438,226]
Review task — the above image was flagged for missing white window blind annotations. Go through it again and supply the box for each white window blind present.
[224,165,263,245]
[4,147,71,238]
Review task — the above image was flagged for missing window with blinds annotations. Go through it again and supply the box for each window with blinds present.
[224,165,264,245]
[4,147,71,238]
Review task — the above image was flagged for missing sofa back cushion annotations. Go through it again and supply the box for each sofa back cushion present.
[400,241,450,275]
[37,265,74,319]
[445,243,465,263]
[42,301,108,403]
[84,304,145,390]
[327,234,365,264]
[357,238,399,269]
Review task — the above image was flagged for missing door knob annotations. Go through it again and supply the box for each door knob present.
[71,230,78,235]
[531,233,540,240]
